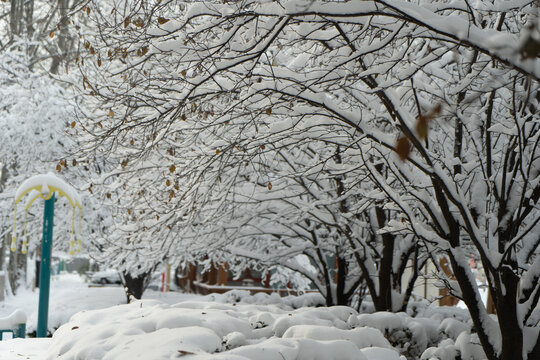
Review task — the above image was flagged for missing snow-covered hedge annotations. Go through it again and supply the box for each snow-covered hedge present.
[46,291,485,360]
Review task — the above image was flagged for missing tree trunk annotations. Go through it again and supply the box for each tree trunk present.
[449,253,498,360]
[122,271,150,303]
[17,248,26,289]
[335,256,348,305]
[494,267,523,360]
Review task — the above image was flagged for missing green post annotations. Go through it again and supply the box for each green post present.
[37,193,55,337]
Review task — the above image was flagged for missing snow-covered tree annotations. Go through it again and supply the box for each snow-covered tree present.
[74,1,539,358]
[0,0,100,293]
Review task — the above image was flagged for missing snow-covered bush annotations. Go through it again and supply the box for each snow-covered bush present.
[46,296,406,360]
[43,289,497,360]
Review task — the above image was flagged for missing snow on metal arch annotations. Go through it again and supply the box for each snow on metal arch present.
[15,173,81,209]
[12,173,82,254]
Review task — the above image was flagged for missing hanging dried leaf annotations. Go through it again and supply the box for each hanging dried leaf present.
[71,121,76,128]
[416,116,428,139]
[267,182,272,190]
[260,144,265,150]
[108,109,114,117]
[133,18,144,27]
[106,193,111,199]
[215,149,220,155]
[97,58,102,67]
[56,164,62,172]
[49,31,55,38]
[169,164,176,173]
[124,17,130,28]
[141,46,149,56]
[415,103,442,139]
[265,108,272,115]
[157,17,170,25]
[395,136,411,161]
[181,69,187,77]
[166,179,171,187]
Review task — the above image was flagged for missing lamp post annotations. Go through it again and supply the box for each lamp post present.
[12,174,82,337]
[36,193,55,337]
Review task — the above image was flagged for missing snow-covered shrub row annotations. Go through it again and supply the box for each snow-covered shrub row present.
[45,291,488,360]
[203,289,327,309]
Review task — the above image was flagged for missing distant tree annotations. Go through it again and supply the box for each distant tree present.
[0,0,99,292]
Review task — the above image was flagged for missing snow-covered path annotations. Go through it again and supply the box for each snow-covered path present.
[0,273,200,359]
[0,273,200,333]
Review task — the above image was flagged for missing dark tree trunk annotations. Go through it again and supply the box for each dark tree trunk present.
[495,267,523,360]
[335,255,348,306]
[122,271,150,303]
[372,206,396,312]
[8,234,18,295]
[448,254,498,360]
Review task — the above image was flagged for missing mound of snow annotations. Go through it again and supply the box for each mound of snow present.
[361,347,403,360]
[45,298,396,360]
[355,312,434,358]
[282,325,391,349]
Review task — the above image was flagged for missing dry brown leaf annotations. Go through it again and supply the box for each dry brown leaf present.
[395,136,411,161]
[157,17,170,25]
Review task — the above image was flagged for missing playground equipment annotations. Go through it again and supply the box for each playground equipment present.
[0,310,26,340]
[11,173,82,337]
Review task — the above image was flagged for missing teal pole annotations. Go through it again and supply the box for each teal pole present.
[37,193,55,337]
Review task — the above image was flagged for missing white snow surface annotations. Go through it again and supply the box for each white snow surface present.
[0,274,499,360]
[0,273,198,334]
[46,299,399,360]
[0,309,26,329]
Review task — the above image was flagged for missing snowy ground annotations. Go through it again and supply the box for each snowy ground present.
[0,273,488,360]
[0,273,199,359]
[0,273,199,333]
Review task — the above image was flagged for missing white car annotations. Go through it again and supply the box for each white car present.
[90,269,121,285]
